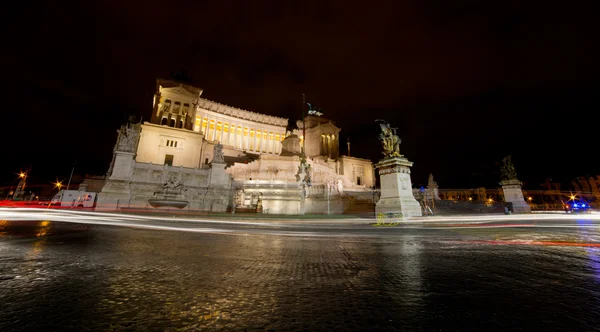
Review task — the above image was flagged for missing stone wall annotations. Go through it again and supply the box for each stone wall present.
[97,161,231,212]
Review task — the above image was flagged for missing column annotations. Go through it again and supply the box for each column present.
[211,120,216,141]
[216,122,222,143]
[253,129,258,152]
[249,128,252,150]
[231,124,237,148]
[205,119,211,140]
[223,123,230,146]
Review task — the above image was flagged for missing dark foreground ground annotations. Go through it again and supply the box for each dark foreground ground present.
[1,213,600,331]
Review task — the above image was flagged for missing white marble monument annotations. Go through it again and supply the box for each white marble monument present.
[374,120,422,219]
[501,179,531,213]
[499,155,531,213]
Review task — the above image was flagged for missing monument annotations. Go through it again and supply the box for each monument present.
[427,173,441,200]
[373,120,422,219]
[499,155,531,213]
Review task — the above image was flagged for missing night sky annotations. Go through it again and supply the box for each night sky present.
[4,1,598,190]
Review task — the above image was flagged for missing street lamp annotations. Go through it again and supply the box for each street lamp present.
[54,179,63,191]
[14,171,28,199]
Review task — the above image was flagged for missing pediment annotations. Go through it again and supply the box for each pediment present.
[161,85,203,98]
[318,122,341,133]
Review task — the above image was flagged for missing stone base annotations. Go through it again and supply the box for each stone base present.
[375,157,423,219]
[501,179,531,213]
[376,197,422,218]
[509,201,532,214]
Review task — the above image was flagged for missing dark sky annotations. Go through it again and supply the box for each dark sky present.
[3,0,598,189]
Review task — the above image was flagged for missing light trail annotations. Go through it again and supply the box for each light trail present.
[2,208,600,238]
[461,240,600,247]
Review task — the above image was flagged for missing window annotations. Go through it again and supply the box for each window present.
[174,141,177,148]
[166,140,170,146]
[182,103,189,115]
[173,102,181,114]
[177,120,183,129]
[169,118,175,127]
[164,154,174,166]
[161,118,168,125]
[162,100,171,112]
[205,158,209,165]
[357,176,362,186]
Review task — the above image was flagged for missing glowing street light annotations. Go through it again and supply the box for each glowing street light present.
[53,179,63,191]
[528,197,533,201]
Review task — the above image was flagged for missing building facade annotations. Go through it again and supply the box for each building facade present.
[97,79,375,214]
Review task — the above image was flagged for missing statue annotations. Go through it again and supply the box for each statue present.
[304,164,312,185]
[280,134,301,156]
[295,160,312,186]
[375,120,401,158]
[428,174,437,187]
[162,175,182,190]
[500,155,518,181]
[285,119,299,136]
[212,143,225,164]
[307,102,323,116]
[116,123,140,152]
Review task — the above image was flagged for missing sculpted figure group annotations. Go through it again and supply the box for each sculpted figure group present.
[375,119,401,158]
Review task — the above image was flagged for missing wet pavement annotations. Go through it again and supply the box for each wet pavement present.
[1,212,600,331]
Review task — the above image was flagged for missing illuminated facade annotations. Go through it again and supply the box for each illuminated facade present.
[98,79,375,214]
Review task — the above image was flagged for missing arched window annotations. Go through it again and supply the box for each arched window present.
[161,117,168,125]
[169,118,175,127]
[177,120,183,129]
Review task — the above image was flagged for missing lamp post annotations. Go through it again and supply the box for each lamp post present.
[13,171,27,200]
[19,172,26,192]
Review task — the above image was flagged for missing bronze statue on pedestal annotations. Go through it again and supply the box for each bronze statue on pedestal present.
[375,119,401,158]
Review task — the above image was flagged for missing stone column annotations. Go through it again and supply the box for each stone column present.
[211,122,217,141]
[375,156,422,219]
[232,124,237,148]
[253,130,258,152]
[205,119,211,140]
[501,179,531,213]
[257,131,263,152]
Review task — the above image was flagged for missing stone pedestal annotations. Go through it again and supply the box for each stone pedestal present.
[375,157,422,219]
[209,163,230,188]
[109,151,135,181]
[501,179,531,213]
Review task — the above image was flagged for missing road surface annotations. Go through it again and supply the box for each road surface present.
[1,209,599,331]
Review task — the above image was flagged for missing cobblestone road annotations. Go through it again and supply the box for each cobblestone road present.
[1,219,600,331]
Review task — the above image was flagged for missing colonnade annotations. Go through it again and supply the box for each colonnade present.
[195,117,284,154]
[320,133,338,159]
